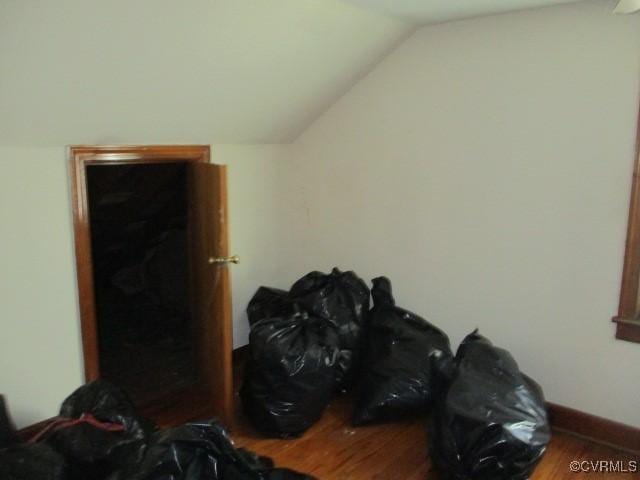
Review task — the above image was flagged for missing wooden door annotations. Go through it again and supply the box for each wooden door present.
[69,145,234,426]
[189,162,234,425]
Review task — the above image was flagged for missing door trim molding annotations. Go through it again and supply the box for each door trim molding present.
[68,145,210,381]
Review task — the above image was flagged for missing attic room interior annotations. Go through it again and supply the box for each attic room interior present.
[1,0,640,478]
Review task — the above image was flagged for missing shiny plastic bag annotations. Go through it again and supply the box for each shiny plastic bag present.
[108,420,315,480]
[247,287,296,326]
[352,276,452,425]
[241,309,340,438]
[46,380,155,480]
[0,443,68,480]
[429,331,551,480]
[289,268,370,388]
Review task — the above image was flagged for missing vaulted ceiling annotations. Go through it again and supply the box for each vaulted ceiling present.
[0,0,409,145]
[0,0,591,146]
[339,0,586,24]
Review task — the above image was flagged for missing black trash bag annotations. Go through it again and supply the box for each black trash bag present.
[352,277,452,425]
[429,331,551,480]
[108,420,316,480]
[0,443,67,480]
[0,395,19,449]
[241,309,340,438]
[46,380,155,480]
[247,287,296,326]
[289,268,370,387]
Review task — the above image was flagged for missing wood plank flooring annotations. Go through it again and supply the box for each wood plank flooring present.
[232,393,640,480]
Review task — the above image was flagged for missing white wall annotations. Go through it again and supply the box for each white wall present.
[0,145,285,427]
[0,0,410,428]
[0,147,84,428]
[0,0,410,145]
[278,1,640,427]
[3,0,640,432]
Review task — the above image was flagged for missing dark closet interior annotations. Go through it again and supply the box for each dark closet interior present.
[87,162,196,405]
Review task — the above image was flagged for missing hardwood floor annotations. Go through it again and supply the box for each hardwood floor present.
[232,393,640,480]
[16,360,639,479]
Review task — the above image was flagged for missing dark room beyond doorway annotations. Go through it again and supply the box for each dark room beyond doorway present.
[87,162,195,405]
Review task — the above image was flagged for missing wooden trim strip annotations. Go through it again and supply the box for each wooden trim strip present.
[547,402,640,455]
[232,345,249,365]
[16,418,53,443]
[17,344,249,441]
[232,346,640,454]
[615,102,640,343]
[17,351,640,456]
[612,316,640,326]
[68,145,210,381]
[612,317,640,343]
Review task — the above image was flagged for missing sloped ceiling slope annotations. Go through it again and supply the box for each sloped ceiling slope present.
[0,0,410,145]
[340,0,585,24]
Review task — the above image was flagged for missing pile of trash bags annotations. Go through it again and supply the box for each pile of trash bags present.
[2,267,552,480]
[241,268,369,438]
[0,381,315,480]
[242,269,551,479]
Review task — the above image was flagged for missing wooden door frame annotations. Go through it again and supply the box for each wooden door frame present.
[68,145,214,381]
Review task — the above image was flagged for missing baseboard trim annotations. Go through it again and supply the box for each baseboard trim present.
[547,402,640,455]
[233,344,249,364]
[17,418,51,442]
[16,349,640,456]
[228,344,640,455]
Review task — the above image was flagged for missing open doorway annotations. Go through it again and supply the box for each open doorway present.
[87,162,194,403]
[69,146,234,426]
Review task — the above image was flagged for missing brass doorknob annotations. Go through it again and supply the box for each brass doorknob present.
[208,255,240,265]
